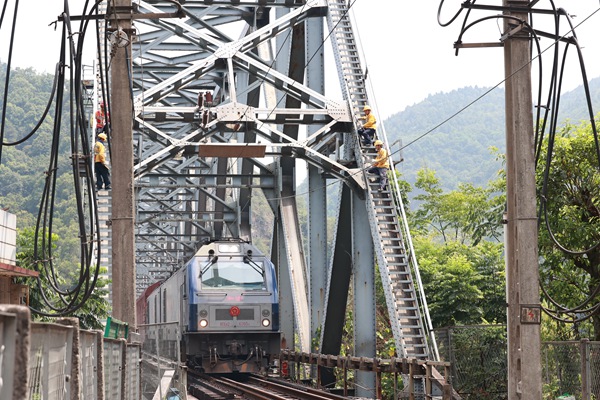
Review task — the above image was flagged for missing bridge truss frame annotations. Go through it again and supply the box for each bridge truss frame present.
[101,1,436,396]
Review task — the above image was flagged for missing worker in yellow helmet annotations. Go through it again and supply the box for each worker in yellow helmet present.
[368,140,389,192]
[94,133,111,191]
[358,105,377,146]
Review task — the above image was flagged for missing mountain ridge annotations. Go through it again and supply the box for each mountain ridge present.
[382,78,600,190]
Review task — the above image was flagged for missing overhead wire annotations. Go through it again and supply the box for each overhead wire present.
[438,0,600,323]
[0,0,106,317]
[0,0,20,164]
[77,1,600,325]
[5,0,598,318]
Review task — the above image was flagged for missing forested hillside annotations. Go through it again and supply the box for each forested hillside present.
[556,77,600,123]
[3,63,600,350]
[3,64,599,264]
[384,79,600,190]
[0,64,83,266]
[1,66,59,224]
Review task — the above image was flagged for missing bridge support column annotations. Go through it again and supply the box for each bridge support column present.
[353,190,376,398]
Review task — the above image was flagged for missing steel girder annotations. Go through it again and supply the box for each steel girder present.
[127,1,367,354]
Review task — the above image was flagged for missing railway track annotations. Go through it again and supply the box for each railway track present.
[188,372,350,400]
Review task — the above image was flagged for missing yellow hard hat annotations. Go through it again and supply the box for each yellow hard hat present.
[98,133,107,140]
[363,105,371,111]
[374,140,383,146]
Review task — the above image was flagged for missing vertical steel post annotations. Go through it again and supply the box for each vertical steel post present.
[503,1,542,398]
[306,10,327,363]
[353,188,376,397]
[156,328,162,399]
[581,339,590,400]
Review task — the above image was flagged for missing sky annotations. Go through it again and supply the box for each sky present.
[350,1,600,119]
[2,1,600,121]
[0,1,99,77]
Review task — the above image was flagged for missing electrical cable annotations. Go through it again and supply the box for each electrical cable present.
[0,0,20,164]
[5,0,598,320]
[18,0,105,317]
[0,2,102,315]
[1,0,11,28]
[437,0,468,28]
[533,5,600,323]
[443,0,600,323]
[1,63,61,146]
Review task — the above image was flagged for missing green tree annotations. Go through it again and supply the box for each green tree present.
[413,167,504,244]
[409,167,506,326]
[417,239,484,327]
[16,227,110,330]
[536,119,600,339]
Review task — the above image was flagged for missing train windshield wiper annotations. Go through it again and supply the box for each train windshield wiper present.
[243,255,264,276]
[200,255,218,276]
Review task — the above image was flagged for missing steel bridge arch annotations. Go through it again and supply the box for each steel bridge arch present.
[112,1,435,396]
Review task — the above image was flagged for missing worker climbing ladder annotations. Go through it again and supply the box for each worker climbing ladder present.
[326,0,438,361]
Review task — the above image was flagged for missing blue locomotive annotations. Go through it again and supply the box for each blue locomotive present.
[139,239,281,373]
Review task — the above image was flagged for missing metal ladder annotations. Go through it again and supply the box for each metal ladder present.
[326,0,434,360]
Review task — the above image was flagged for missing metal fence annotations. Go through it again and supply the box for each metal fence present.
[435,325,508,399]
[138,322,185,400]
[7,303,600,400]
[0,304,142,400]
[435,325,600,400]
[541,340,600,400]
[28,322,76,399]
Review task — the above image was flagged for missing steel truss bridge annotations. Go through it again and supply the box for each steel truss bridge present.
[98,0,438,396]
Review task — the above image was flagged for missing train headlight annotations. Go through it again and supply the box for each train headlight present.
[199,309,208,318]
[199,319,209,328]
[262,318,271,327]
[262,309,270,317]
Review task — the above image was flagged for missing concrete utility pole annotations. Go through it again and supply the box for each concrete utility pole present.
[109,0,136,330]
[503,1,542,398]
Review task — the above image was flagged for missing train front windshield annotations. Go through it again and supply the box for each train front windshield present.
[201,259,266,290]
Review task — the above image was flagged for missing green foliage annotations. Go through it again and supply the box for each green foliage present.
[536,118,600,340]
[386,86,506,191]
[401,167,507,327]
[0,64,70,229]
[16,227,110,330]
[413,166,504,244]
[436,325,507,398]
[417,239,483,326]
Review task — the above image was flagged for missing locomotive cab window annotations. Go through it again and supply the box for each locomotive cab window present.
[201,258,266,290]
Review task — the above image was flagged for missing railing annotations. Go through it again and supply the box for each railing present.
[280,349,454,399]
[0,305,141,400]
[435,325,600,399]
